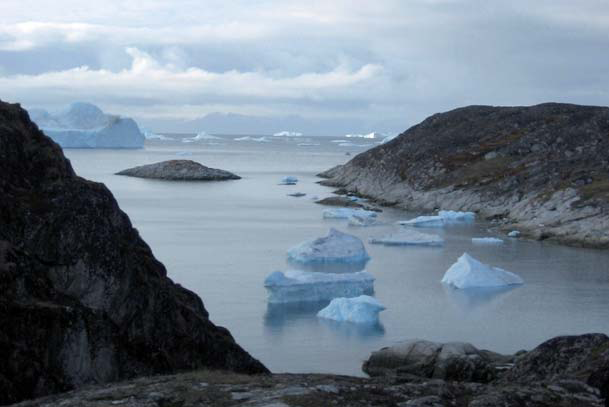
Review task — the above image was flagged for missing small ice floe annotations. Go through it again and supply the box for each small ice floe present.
[348,214,380,227]
[273,131,303,137]
[279,176,298,185]
[317,295,386,324]
[508,230,521,238]
[398,215,444,227]
[264,270,375,303]
[472,237,504,244]
[288,192,306,197]
[438,210,475,222]
[441,253,524,289]
[183,132,222,142]
[323,208,378,220]
[287,228,370,265]
[370,229,444,246]
[234,136,271,142]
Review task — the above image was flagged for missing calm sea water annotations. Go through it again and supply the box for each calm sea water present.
[63,135,609,376]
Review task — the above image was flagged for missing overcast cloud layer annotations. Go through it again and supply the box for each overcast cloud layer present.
[1,0,608,134]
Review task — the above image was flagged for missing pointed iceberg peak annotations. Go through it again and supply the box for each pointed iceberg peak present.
[287,228,370,265]
[441,252,524,289]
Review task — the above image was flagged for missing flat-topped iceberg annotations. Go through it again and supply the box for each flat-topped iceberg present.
[264,270,375,303]
[287,228,370,264]
[323,208,378,220]
[317,295,386,324]
[472,237,504,244]
[370,229,444,246]
[348,214,381,227]
[398,215,444,227]
[441,253,524,289]
[279,176,298,185]
[29,102,145,149]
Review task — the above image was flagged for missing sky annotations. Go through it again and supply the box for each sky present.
[1,0,609,134]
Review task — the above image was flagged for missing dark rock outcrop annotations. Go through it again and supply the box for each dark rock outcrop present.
[319,103,609,248]
[0,100,267,406]
[116,160,241,180]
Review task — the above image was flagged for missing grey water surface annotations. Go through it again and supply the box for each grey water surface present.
[63,135,609,377]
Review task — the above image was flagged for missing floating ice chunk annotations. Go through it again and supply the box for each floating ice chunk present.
[287,228,370,264]
[143,130,173,141]
[317,295,386,324]
[183,132,221,142]
[264,270,375,303]
[344,132,382,139]
[398,215,444,227]
[438,210,475,222]
[323,208,377,220]
[279,176,298,185]
[234,136,271,142]
[370,229,444,246]
[508,230,521,237]
[441,253,524,289]
[348,214,380,227]
[30,102,145,149]
[273,131,303,137]
[472,237,504,244]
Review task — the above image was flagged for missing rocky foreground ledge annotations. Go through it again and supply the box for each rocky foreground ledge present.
[116,160,241,180]
[319,103,609,248]
[0,101,265,406]
[11,334,609,407]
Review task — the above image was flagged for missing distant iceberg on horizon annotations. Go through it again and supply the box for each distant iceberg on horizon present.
[344,132,384,139]
[183,132,222,143]
[29,102,145,149]
[273,130,303,137]
[234,136,271,142]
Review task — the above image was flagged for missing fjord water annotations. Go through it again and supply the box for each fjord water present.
[63,136,609,376]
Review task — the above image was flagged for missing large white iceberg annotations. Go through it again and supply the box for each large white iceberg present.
[441,253,524,289]
[323,208,378,220]
[264,270,375,303]
[472,237,504,244]
[29,102,144,148]
[317,295,386,324]
[273,130,303,137]
[369,229,444,246]
[287,228,370,264]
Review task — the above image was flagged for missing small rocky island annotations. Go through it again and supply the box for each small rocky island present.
[319,103,609,248]
[116,159,241,180]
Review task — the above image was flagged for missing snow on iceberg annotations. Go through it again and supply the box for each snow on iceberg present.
[323,208,377,220]
[273,131,303,137]
[472,237,504,244]
[438,210,475,222]
[279,176,298,185]
[29,102,144,148]
[287,228,370,264]
[264,270,375,303]
[317,295,385,324]
[441,253,524,289]
[370,229,444,246]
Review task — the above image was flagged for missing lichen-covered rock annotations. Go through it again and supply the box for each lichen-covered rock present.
[116,160,241,180]
[0,100,267,406]
[318,103,609,248]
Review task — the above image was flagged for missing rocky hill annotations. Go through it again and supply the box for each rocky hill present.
[0,100,267,406]
[319,103,609,248]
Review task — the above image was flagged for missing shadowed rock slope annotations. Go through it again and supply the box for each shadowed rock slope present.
[0,100,267,406]
[319,103,609,248]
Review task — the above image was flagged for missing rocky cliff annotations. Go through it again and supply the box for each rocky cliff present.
[319,103,609,248]
[0,100,267,406]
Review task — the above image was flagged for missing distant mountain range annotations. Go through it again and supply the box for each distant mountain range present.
[139,112,406,137]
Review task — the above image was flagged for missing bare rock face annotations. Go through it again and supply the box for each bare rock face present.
[0,100,267,406]
[319,103,609,248]
[116,160,241,180]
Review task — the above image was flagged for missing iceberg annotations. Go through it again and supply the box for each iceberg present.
[344,132,383,139]
[317,295,386,324]
[273,131,303,137]
[438,210,476,222]
[183,132,221,142]
[323,208,378,220]
[143,129,173,141]
[508,230,521,237]
[441,253,524,289]
[370,229,444,246]
[279,176,298,185]
[29,102,145,149]
[264,270,375,303]
[287,228,370,264]
[348,214,380,227]
[472,237,504,244]
[234,136,271,142]
[398,215,444,227]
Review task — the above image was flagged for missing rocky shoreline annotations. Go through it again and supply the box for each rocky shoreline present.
[319,103,609,248]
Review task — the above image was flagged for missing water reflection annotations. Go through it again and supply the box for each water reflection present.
[287,259,369,273]
[318,318,385,339]
[442,284,519,310]
[264,300,329,329]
